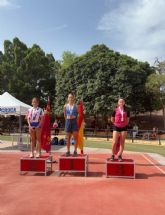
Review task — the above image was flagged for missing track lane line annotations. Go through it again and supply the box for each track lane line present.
[141,153,165,174]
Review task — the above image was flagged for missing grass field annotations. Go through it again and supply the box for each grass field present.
[84,140,165,157]
[0,134,28,142]
[1,134,165,157]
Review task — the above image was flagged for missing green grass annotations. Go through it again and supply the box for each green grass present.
[84,140,165,157]
[0,135,28,143]
[1,135,165,157]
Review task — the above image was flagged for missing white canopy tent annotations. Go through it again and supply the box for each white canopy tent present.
[0,92,31,116]
[0,92,31,149]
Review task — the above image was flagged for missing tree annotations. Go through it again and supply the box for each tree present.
[60,51,77,69]
[0,38,58,108]
[55,44,154,117]
[146,73,165,128]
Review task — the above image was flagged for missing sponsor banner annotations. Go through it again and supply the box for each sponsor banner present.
[0,107,16,114]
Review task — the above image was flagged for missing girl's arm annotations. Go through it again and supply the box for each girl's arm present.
[111,116,115,124]
[38,109,44,128]
[26,111,31,128]
[27,118,31,128]
[39,115,44,128]
[111,110,116,124]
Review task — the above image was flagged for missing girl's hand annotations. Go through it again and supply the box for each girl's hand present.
[29,126,32,132]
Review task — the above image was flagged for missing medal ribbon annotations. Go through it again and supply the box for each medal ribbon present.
[119,107,124,122]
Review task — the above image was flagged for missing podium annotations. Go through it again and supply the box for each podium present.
[58,154,88,176]
[106,159,135,178]
[20,154,53,176]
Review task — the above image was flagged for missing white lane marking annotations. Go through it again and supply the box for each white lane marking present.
[141,153,165,175]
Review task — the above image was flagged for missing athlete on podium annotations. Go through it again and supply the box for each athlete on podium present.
[64,94,79,156]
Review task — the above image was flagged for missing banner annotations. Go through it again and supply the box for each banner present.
[41,97,51,153]
[77,100,84,154]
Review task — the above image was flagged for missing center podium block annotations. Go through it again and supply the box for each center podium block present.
[106,159,135,178]
[20,154,53,176]
[59,154,88,176]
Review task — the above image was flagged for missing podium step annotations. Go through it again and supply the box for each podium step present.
[58,154,88,176]
[106,158,135,178]
[20,154,53,176]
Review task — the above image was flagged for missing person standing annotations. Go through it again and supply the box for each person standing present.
[133,123,138,139]
[64,94,78,156]
[27,97,44,158]
[53,119,59,135]
[110,98,130,162]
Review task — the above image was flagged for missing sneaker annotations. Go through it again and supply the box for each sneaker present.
[110,155,115,161]
[36,153,41,158]
[29,153,34,158]
[73,150,77,156]
[66,151,70,157]
[118,155,123,162]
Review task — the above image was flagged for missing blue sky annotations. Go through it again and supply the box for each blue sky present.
[0,0,165,64]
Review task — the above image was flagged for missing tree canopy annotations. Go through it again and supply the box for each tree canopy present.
[0,38,157,117]
[0,37,59,106]
[55,44,154,115]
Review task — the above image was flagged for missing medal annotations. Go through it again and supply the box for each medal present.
[119,107,124,122]
[68,104,73,115]
[32,108,38,121]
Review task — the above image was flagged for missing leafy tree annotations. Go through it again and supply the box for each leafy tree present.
[0,38,58,107]
[60,51,77,69]
[55,44,154,117]
[146,73,165,128]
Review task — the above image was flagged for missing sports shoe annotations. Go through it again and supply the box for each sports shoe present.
[73,150,77,156]
[29,153,34,158]
[110,155,115,161]
[118,155,123,162]
[66,151,70,157]
[36,153,41,158]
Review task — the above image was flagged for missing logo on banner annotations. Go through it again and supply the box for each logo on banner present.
[0,107,16,113]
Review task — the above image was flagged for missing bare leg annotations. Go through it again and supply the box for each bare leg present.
[112,131,120,155]
[66,132,72,152]
[36,128,41,157]
[118,131,127,156]
[29,128,35,157]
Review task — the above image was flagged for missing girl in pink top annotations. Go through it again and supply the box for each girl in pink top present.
[110,98,130,161]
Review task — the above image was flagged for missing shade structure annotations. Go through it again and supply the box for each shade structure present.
[0,92,32,150]
[0,92,31,116]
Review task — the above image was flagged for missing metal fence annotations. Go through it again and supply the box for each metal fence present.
[0,128,165,151]
[51,128,165,145]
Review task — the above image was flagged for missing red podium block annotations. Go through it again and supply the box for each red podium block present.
[20,154,53,176]
[106,159,135,178]
[59,154,88,176]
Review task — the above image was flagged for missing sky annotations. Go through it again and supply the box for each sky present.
[0,0,165,64]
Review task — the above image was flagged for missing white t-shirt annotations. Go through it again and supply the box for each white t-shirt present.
[27,107,43,126]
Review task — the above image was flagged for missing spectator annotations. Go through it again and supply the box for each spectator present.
[133,124,138,138]
[53,120,59,136]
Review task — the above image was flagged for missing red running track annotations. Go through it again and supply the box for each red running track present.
[0,152,165,215]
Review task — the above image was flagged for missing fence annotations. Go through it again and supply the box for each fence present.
[0,128,165,150]
[52,128,165,145]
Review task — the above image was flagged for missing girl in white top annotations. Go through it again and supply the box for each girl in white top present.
[27,97,43,158]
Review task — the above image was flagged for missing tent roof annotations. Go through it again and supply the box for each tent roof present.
[0,92,31,115]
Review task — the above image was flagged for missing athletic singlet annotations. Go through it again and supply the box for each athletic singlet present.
[112,107,130,128]
[28,107,43,127]
[65,104,78,118]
